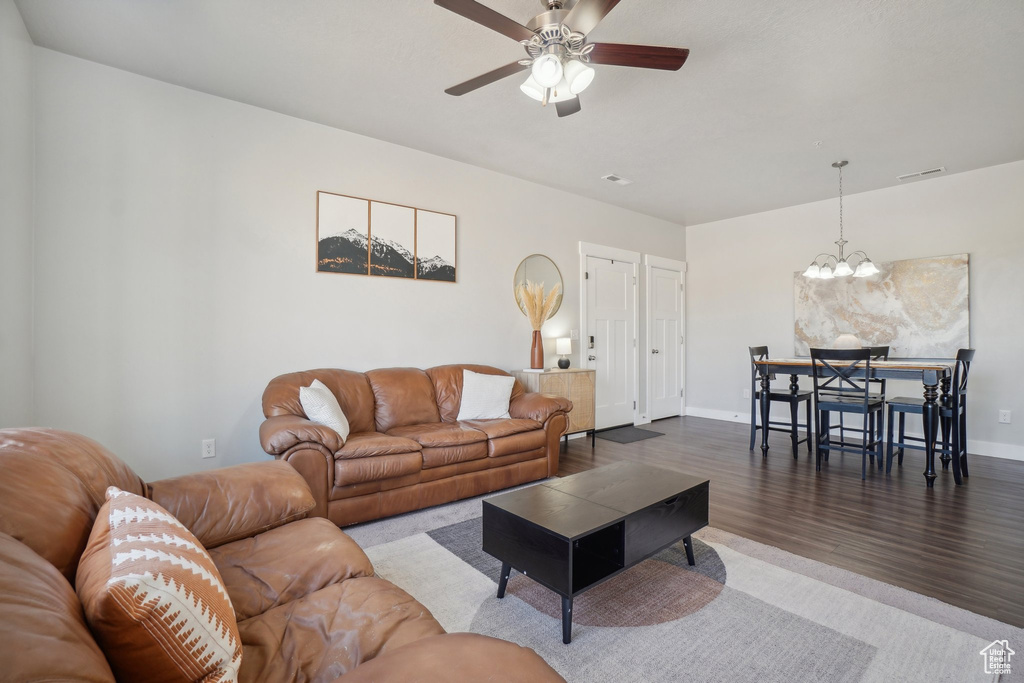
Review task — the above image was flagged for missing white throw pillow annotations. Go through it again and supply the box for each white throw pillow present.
[457,370,515,420]
[299,379,350,441]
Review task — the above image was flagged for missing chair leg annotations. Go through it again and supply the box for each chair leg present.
[805,398,812,452]
[959,410,969,477]
[814,408,823,471]
[868,413,875,466]
[790,400,799,459]
[940,412,951,467]
[885,404,895,474]
[749,396,757,451]
[860,417,868,480]
[897,413,906,466]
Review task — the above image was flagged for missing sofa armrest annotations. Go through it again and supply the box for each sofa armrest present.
[149,461,316,549]
[260,414,344,455]
[509,392,573,423]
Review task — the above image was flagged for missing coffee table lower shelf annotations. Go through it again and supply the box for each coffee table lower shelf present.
[482,464,709,644]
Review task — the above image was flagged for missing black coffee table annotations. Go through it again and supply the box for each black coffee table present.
[482,461,709,643]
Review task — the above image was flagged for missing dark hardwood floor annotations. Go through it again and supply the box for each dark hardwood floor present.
[558,416,1024,627]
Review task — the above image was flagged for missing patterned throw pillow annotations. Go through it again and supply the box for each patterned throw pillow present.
[76,487,242,683]
[300,378,351,441]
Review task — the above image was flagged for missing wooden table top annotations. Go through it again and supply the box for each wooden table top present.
[757,358,954,372]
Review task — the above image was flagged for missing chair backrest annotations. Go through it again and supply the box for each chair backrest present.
[951,348,976,408]
[809,348,874,407]
[867,346,889,392]
[749,346,771,388]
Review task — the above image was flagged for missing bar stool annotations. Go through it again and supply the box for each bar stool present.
[748,346,812,458]
[810,348,885,480]
[886,349,975,485]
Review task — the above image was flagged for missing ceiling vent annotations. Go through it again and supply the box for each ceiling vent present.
[896,167,946,182]
[602,173,633,186]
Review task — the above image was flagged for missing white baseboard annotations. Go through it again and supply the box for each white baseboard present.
[684,406,1024,462]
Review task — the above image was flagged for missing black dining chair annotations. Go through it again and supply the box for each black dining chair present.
[886,349,975,485]
[748,346,812,458]
[839,345,889,449]
[810,348,885,479]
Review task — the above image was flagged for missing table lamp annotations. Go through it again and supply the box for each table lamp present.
[556,338,572,369]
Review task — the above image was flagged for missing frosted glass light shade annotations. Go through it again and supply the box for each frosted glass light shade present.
[520,75,545,101]
[802,264,821,278]
[563,59,595,94]
[853,259,880,277]
[819,264,834,279]
[556,338,572,355]
[548,77,575,102]
[531,54,563,88]
[833,260,854,277]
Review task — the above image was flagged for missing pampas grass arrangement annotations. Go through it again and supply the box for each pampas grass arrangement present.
[516,280,561,331]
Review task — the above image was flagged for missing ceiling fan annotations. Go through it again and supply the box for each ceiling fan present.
[435,0,690,117]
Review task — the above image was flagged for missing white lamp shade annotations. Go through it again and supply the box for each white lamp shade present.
[556,338,572,355]
[520,75,545,101]
[531,54,563,88]
[819,264,834,279]
[833,260,854,277]
[563,59,595,94]
[802,264,821,278]
[853,259,880,277]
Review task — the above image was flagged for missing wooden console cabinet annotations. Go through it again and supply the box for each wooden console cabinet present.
[513,368,595,447]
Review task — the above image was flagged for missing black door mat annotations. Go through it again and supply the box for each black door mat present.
[596,426,665,444]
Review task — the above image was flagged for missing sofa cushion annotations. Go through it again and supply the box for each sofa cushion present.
[427,364,525,423]
[456,369,515,420]
[336,431,421,459]
[209,517,373,621]
[76,487,242,683]
[264,369,377,434]
[0,428,146,583]
[366,367,441,433]
[335,452,423,487]
[488,429,548,458]
[0,532,116,683]
[337,633,565,683]
[459,418,542,440]
[238,576,445,682]
[420,443,489,469]
[387,422,488,448]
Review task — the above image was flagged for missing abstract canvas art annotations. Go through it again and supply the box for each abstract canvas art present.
[316,191,456,282]
[794,253,969,358]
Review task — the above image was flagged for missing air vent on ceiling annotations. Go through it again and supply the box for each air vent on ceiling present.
[602,173,633,186]
[896,166,946,182]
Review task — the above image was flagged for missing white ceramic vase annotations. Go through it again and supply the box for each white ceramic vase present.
[833,333,862,349]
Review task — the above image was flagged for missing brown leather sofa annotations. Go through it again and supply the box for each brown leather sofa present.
[260,364,573,526]
[0,428,563,682]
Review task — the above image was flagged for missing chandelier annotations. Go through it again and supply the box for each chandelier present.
[802,161,879,279]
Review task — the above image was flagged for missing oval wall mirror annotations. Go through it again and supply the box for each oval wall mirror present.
[513,254,563,319]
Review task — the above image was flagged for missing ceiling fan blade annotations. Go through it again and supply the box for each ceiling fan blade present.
[587,43,690,70]
[445,61,529,96]
[434,0,535,42]
[556,97,582,117]
[563,0,622,35]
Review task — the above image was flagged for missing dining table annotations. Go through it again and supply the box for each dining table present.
[754,357,956,487]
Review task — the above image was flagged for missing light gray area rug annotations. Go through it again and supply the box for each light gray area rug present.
[346,486,1023,682]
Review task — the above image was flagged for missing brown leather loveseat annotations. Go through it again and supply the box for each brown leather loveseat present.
[260,364,572,526]
[0,428,563,682]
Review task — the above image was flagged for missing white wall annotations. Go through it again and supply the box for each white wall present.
[686,160,1024,460]
[0,0,34,427]
[32,49,685,480]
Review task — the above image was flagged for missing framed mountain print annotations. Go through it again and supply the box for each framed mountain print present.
[316,191,456,283]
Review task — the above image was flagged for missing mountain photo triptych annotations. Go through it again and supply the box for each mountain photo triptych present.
[316,192,456,282]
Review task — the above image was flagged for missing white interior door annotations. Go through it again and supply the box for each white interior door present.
[649,265,683,419]
[586,256,636,429]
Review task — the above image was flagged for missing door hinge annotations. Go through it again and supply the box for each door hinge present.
[633,276,636,285]
[681,335,684,344]
[585,271,589,279]
[633,401,637,409]
[680,389,684,397]
[633,338,637,348]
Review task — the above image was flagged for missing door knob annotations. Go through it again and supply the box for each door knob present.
[588,355,596,361]
[652,349,660,354]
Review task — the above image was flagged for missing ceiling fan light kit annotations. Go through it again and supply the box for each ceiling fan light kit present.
[435,0,689,117]
[802,161,880,280]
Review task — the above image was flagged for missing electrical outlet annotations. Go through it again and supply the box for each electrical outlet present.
[201,438,216,459]
[742,388,751,399]
[999,410,1012,424]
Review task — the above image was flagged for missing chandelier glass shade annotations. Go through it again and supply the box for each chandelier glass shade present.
[802,161,880,279]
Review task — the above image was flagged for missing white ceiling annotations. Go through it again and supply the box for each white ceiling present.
[14,0,1024,225]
